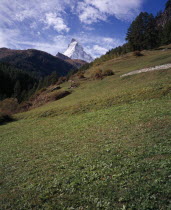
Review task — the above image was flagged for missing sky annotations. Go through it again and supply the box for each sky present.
[0,0,168,58]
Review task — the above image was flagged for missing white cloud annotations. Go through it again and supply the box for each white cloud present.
[77,0,143,24]
[77,2,107,24]
[44,13,70,32]
[0,29,20,48]
[5,34,123,58]
[11,35,71,56]
[0,0,72,31]
[68,34,123,58]
[0,0,136,58]
[103,37,114,43]
[30,22,37,29]
[0,0,144,29]
[0,31,8,48]
[93,45,108,55]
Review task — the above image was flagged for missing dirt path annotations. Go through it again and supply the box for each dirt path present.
[121,63,171,77]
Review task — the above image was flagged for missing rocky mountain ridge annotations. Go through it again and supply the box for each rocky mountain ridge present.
[62,39,93,63]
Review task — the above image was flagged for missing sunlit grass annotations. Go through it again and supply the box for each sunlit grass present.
[0,48,171,209]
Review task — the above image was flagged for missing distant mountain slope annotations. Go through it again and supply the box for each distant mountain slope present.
[56,52,71,61]
[56,52,87,68]
[63,39,93,63]
[0,48,76,77]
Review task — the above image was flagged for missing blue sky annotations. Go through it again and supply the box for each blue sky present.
[0,0,167,58]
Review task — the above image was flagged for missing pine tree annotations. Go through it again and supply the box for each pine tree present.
[126,12,158,51]
[48,72,58,85]
[166,0,171,9]
[13,80,21,99]
[162,20,171,44]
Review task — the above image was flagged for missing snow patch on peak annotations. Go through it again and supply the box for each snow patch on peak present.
[63,39,93,63]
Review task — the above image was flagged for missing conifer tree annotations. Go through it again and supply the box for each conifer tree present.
[166,0,171,9]
[162,20,171,44]
[13,80,21,99]
[126,12,158,51]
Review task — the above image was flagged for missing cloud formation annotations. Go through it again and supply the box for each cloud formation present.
[77,0,143,24]
[0,0,143,57]
[0,0,72,29]
[13,34,123,58]
[44,13,70,32]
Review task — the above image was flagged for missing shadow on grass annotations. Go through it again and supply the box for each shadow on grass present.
[0,114,16,125]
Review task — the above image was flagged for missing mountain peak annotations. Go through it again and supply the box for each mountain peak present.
[63,39,93,63]
[71,38,77,43]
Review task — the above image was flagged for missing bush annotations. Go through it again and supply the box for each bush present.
[57,77,67,85]
[31,90,71,108]
[69,81,80,89]
[0,98,19,114]
[39,88,47,93]
[133,51,144,56]
[102,69,114,76]
[91,70,103,80]
[48,91,71,101]
[19,102,32,112]
[78,73,85,79]
[75,71,86,79]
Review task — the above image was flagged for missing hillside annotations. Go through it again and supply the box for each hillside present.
[0,63,38,101]
[1,47,171,209]
[0,48,76,77]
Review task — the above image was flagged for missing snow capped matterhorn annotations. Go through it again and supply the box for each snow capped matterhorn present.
[63,39,93,63]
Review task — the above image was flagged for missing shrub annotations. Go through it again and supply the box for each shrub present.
[29,88,48,101]
[75,71,86,79]
[48,91,71,101]
[102,69,114,76]
[91,69,103,80]
[0,98,19,114]
[31,90,71,108]
[39,88,47,93]
[78,73,85,79]
[19,102,32,112]
[50,86,61,92]
[57,77,67,85]
[69,81,80,89]
[133,51,144,56]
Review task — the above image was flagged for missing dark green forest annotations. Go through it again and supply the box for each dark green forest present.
[0,63,38,102]
[0,63,59,103]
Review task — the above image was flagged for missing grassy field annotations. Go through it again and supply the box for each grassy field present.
[87,48,171,76]
[0,48,171,209]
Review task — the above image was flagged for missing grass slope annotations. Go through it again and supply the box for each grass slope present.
[0,48,171,209]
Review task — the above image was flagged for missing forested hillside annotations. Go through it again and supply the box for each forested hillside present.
[0,48,75,77]
[0,63,38,102]
[0,63,61,103]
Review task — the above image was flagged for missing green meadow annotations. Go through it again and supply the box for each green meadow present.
[1,48,171,209]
